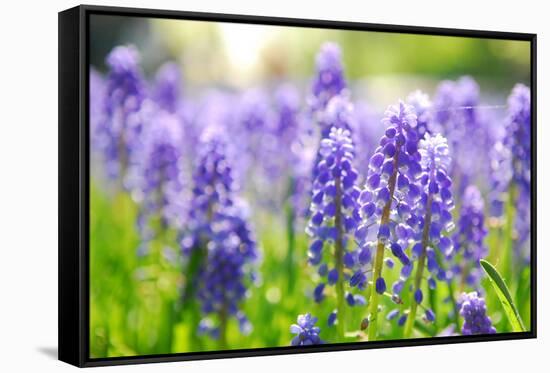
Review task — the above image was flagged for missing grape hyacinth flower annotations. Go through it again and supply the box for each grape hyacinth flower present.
[432,76,494,196]
[404,133,455,338]
[153,62,182,114]
[235,88,273,186]
[407,90,433,139]
[451,185,488,288]
[179,128,236,331]
[136,112,185,256]
[505,84,531,193]
[488,84,531,267]
[308,44,350,193]
[354,101,422,341]
[181,129,236,255]
[197,201,259,347]
[98,45,147,182]
[309,42,347,118]
[504,84,531,260]
[459,292,496,335]
[306,125,360,339]
[182,128,259,347]
[290,313,322,346]
[260,83,304,190]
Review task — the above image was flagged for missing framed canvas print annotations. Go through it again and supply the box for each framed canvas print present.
[58,4,537,367]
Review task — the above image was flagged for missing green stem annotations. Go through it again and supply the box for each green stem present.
[367,148,400,341]
[286,177,297,293]
[404,193,433,338]
[433,248,460,330]
[446,280,460,331]
[503,184,517,284]
[180,247,204,350]
[219,304,228,350]
[334,174,346,341]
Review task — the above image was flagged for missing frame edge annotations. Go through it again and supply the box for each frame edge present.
[59,5,85,368]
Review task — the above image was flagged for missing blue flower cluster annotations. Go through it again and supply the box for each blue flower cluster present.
[459,292,496,335]
[95,45,147,182]
[136,112,185,254]
[432,77,495,197]
[353,102,420,288]
[290,313,322,346]
[352,101,423,339]
[306,123,361,334]
[196,201,259,338]
[307,125,360,273]
[506,84,531,191]
[506,85,532,252]
[403,133,455,335]
[182,130,259,340]
[414,133,455,267]
[488,84,531,260]
[153,62,182,114]
[310,42,347,116]
[451,185,488,288]
[181,130,236,254]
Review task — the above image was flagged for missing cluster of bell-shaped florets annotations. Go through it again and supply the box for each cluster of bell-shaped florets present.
[432,77,496,197]
[306,123,361,334]
[135,111,185,255]
[346,101,424,340]
[181,129,237,254]
[306,126,360,286]
[402,133,455,335]
[196,200,259,339]
[152,62,182,114]
[459,292,496,335]
[290,313,322,346]
[350,102,421,292]
[95,45,148,182]
[309,42,347,120]
[182,129,259,340]
[489,84,531,259]
[450,185,488,288]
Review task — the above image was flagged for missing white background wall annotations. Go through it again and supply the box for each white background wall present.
[0,0,546,371]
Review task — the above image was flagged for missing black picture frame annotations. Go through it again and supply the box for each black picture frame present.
[58,4,537,368]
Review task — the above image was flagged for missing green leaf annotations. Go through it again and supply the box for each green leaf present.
[480,259,526,332]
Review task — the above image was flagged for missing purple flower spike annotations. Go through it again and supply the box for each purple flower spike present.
[451,185,488,288]
[490,84,531,261]
[310,42,347,112]
[181,128,259,339]
[403,133,455,336]
[350,101,423,340]
[153,62,182,113]
[135,111,185,253]
[97,45,147,182]
[307,126,360,297]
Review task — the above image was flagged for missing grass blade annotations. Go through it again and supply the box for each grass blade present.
[480,259,526,332]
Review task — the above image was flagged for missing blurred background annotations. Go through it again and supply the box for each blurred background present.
[90,15,530,107]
